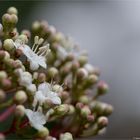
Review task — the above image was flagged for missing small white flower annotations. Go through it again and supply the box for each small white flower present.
[13,36,50,70]
[17,69,32,87]
[34,82,61,105]
[25,109,46,130]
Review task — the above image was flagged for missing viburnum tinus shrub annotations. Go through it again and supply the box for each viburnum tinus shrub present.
[0,7,113,140]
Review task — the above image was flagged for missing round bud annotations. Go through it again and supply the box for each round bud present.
[21,30,31,39]
[37,127,49,138]
[78,55,88,66]
[87,114,95,122]
[76,102,84,109]
[1,79,11,89]
[81,106,91,118]
[68,105,75,115]
[14,90,27,104]
[0,133,5,140]
[78,95,89,104]
[97,81,109,95]
[55,104,69,116]
[2,13,11,24]
[60,132,73,140]
[0,89,6,102]
[0,50,5,60]
[15,105,25,117]
[10,14,18,24]
[87,74,98,85]
[38,73,46,83]
[52,84,63,93]
[97,116,108,128]
[18,34,28,44]
[7,7,18,15]
[3,51,10,62]
[71,60,80,71]
[26,84,36,95]
[32,21,41,32]
[3,39,14,51]
[48,67,58,77]
[61,91,69,100]
[84,63,94,74]
[0,71,7,80]
[77,68,88,79]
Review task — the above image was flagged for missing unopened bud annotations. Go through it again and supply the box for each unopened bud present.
[14,90,27,104]
[3,39,14,51]
[55,104,69,116]
[21,30,31,39]
[18,34,28,44]
[60,132,73,140]
[3,51,10,61]
[1,79,12,88]
[78,95,89,104]
[37,127,49,138]
[97,81,109,95]
[10,14,18,24]
[77,68,88,80]
[7,7,18,15]
[15,105,25,117]
[97,116,108,128]
[76,102,84,109]
[38,73,46,83]
[26,84,36,95]
[52,84,63,93]
[32,21,41,32]
[0,71,7,80]
[0,133,5,140]
[48,67,58,77]
[68,105,75,115]
[78,55,88,66]
[81,106,91,118]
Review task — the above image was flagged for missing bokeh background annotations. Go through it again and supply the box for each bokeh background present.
[0,0,140,139]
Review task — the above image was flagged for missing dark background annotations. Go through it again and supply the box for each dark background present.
[0,0,140,139]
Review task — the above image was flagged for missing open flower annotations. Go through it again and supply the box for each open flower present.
[25,109,46,130]
[13,36,50,70]
[34,82,61,106]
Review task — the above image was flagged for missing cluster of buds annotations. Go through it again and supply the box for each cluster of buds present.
[0,7,113,140]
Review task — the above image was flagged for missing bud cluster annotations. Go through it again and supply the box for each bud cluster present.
[0,7,113,140]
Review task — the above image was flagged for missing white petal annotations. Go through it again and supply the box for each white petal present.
[30,60,39,70]
[24,109,33,121]
[37,56,47,68]
[33,111,46,125]
[51,96,61,105]
[35,91,45,102]
[31,123,45,130]
[38,82,50,94]
[48,91,61,105]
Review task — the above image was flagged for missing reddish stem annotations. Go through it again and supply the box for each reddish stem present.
[0,105,16,122]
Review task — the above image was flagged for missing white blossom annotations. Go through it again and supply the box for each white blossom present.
[24,109,46,130]
[13,36,50,70]
[34,82,61,106]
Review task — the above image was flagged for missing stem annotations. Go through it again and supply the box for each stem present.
[0,99,13,109]
[0,104,16,122]
[5,87,22,94]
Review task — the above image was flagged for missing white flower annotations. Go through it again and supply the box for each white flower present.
[34,82,61,105]
[13,36,50,70]
[24,109,46,130]
[16,69,37,94]
[57,46,68,60]
[16,69,32,87]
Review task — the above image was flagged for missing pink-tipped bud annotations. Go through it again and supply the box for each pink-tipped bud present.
[97,81,109,95]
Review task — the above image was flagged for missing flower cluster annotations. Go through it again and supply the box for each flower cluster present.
[0,7,113,140]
